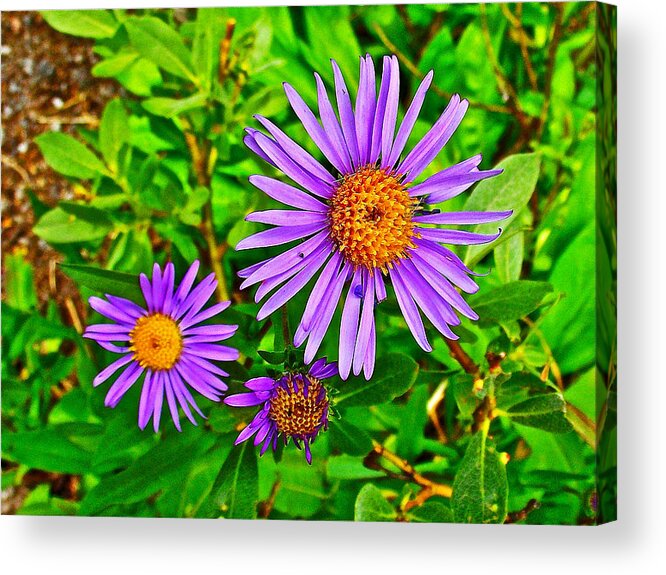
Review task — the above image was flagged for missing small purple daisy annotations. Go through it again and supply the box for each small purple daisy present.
[83,260,239,431]
[238,54,511,381]
[224,358,337,464]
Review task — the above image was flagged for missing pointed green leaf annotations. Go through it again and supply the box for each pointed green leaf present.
[506,394,574,433]
[41,9,118,39]
[33,205,114,244]
[406,501,454,523]
[204,441,258,519]
[60,263,144,301]
[35,132,110,179]
[335,353,419,407]
[99,99,129,171]
[125,17,196,82]
[463,153,541,266]
[468,280,553,323]
[452,430,508,524]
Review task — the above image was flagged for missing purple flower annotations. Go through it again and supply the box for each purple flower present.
[238,54,512,380]
[83,261,239,431]
[224,358,337,464]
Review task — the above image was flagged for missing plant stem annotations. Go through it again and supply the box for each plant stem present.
[365,441,453,509]
[280,305,291,347]
[445,339,481,379]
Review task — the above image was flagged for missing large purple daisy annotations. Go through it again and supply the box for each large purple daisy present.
[238,54,511,380]
[224,358,337,464]
[83,260,239,431]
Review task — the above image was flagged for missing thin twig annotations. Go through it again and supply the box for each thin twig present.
[365,442,452,511]
[184,130,230,302]
[445,339,481,379]
[502,3,538,91]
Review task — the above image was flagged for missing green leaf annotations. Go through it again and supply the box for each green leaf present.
[463,153,541,266]
[328,419,373,456]
[60,263,144,301]
[406,501,454,523]
[494,227,524,283]
[3,425,100,475]
[41,9,118,39]
[505,394,574,433]
[35,132,110,179]
[395,384,429,460]
[142,93,208,118]
[257,349,285,365]
[204,441,258,519]
[99,99,129,171]
[125,17,196,82]
[80,432,213,515]
[33,205,114,244]
[468,280,553,323]
[452,430,508,524]
[326,455,384,481]
[335,353,419,407]
[540,225,596,374]
[354,484,397,522]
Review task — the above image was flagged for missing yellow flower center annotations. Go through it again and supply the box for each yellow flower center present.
[269,375,327,437]
[130,313,183,371]
[328,166,417,271]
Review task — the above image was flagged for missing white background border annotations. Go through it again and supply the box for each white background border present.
[2,0,664,572]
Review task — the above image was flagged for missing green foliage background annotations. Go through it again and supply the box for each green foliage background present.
[1,2,616,524]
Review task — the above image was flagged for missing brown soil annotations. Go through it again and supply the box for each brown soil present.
[1,11,122,317]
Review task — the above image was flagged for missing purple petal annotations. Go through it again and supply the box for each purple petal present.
[161,262,175,316]
[386,69,433,169]
[139,273,154,313]
[256,245,331,321]
[235,222,325,251]
[355,55,376,165]
[174,274,217,320]
[410,250,479,319]
[297,250,342,333]
[245,209,327,227]
[409,168,502,201]
[244,377,277,392]
[84,323,132,335]
[338,268,363,380]
[353,269,375,376]
[93,354,134,387]
[399,95,469,182]
[283,81,348,174]
[224,392,265,407]
[380,55,400,168]
[253,131,334,198]
[105,295,146,319]
[244,129,277,168]
[394,262,459,339]
[173,260,200,310]
[331,59,361,168]
[413,210,512,225]
[89,296,135,326]
[151,263,163,314]
[249,175,328,212]
[138,370,155,430]
[370,56,391,164]
[314,72,353,174]
[418,227,503,245]
[180,352,230,378]
[179,300,231,330]
[152,372,165,432]
[104,361,144,408]
[303,262,352,363]
[363,322,376,380]
[254,114,335,184]
[164,375,182,432]
[186,343,239,363]
[388,266,432,352]
[412,238,480,293]
[240,231,329,290]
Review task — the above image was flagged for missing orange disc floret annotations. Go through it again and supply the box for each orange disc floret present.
[269,375,328,436]
[328,166,417,271]
[130,313,183,371]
